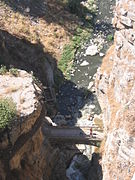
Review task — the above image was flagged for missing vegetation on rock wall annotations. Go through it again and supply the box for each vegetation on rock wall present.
[0,98,16,129]
[0,65,19,76]
[58,0,97,79]
[58,26,92,78]
[107,34,114,41]
[0,65,7,75]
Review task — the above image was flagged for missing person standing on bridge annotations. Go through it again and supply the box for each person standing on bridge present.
[90,127,93,137]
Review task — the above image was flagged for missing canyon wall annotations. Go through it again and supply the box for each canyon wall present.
[96,0,135,179]
[0,71,59,180]
[0,70,79,180]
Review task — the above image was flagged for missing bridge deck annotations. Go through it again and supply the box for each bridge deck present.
[42,126,103,146]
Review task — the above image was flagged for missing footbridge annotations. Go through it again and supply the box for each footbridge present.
[42,126,104,146]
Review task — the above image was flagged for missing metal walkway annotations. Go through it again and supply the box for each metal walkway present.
[42,126,103,146]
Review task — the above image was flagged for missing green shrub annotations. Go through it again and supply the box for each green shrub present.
[58,44,75,73]
[0,65,19,76]
[58,26,91,78]
[0,65,7,75]
[107,34,114,41]
[0,98,16,129]
[87,0,97,14]
[9,68,19,76]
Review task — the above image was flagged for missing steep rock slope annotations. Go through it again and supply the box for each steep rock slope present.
[0,71,58,180]
[0,0,79,60]
[96,0,135,179]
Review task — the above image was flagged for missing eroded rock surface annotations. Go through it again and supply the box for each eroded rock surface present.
[96,0,135,179]
[0,70,42,117]
[0,70,57,180]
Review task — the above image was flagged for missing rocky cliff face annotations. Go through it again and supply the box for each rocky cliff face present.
[0,70,58,180]
[96,0,135,179]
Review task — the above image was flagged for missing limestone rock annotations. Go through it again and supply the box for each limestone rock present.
[45,116,57,126]
[24,7,30,13]
[85,45,98,56]
[96,0,135,179]
[88,81,94,90]
[80,60,89,66]
[99,52,105,57]
[0,70,42,117]
[89,104,95,109]
[0,70,58,180]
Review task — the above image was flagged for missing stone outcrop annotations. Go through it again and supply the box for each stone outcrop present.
[0,70,42,117]
[96,0,135,179]
[0,70,58,180]
[0,70,81,180]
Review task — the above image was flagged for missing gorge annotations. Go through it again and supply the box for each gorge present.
[0,0,135,180]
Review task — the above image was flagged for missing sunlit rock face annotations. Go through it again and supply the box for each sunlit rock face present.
[96,0,135,179]
[0,70,42,117]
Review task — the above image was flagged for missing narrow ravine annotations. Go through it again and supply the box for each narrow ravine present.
[0,0,134,179]
[55,0,116,179]
[56,0,115,127]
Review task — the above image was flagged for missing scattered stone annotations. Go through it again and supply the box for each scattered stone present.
[91,87,96,92]
[45,116,57,126]
[89,105,95,109]
[80,60,89,66]
[88,81,94,90]
[24,7,30,13]
[85,73,88,76]
[85,45,98,56]
[99,52,105,57]
[89,76,92,79]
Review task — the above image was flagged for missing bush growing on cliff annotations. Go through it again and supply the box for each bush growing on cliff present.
[0,65,19,76]
[0,65,7,75]
[0,98,16,129]
[9,68,19,77]
[107,34,114,41]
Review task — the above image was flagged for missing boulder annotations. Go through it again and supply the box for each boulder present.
[88,81,94,90]
[99,52,105,57]
[80,60,89,66]
[85,45,98,56]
